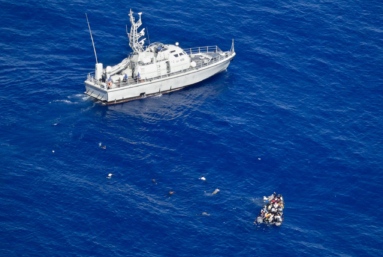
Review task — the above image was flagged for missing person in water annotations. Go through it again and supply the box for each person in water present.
[212,188,220,195]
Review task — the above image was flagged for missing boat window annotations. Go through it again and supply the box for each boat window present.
[174,54,179,57]
[180,53,184,56]
[170,50,175,53]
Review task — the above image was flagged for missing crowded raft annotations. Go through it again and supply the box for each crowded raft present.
[255,192,284,226]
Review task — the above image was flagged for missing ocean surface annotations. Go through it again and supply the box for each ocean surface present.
[1,0,383,256]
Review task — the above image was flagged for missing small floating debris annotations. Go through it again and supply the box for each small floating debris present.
[255,192,284,226]
[212,188,220,195]
[107,173,113,179]
[199,176,206,181]
[152,178,157,184]
[99,142,106,149]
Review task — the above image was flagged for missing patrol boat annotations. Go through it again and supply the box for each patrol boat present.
[84,10,236,105]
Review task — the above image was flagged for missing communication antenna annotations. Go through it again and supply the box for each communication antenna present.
[146,27,150,45]
[126,24,132,53]
[85,13,98,64]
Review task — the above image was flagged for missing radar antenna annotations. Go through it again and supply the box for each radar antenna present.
[128,10,146,53]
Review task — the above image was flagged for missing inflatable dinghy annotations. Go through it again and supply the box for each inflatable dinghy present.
[255,192,284,226]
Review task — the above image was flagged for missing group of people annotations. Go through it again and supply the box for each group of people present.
[106,74,130,89]
[255,192,284,226]
[106,71,144,89]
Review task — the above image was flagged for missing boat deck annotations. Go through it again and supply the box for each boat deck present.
[85,46,234,91]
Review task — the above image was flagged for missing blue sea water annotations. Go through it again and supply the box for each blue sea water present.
[1,0,383,256]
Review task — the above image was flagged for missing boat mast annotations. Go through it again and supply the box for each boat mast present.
[128,10,146,53]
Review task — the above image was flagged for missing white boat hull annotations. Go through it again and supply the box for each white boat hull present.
[85,54,234,105]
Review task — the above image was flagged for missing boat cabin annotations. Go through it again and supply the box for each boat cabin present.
[132,43,191,80]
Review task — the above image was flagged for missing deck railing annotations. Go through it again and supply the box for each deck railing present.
[86,48,234,90]
[182,46,223,55]
[87,72,106,89]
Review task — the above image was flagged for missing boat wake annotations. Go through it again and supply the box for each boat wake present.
[67,94,90,101]
[51,99,77,104]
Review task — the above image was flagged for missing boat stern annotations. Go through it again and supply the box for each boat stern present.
[84,79,108,102]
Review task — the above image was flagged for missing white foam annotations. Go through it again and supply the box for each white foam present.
[53,100,77,104]
[67,94,89,101]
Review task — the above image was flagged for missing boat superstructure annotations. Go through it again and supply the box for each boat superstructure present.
[85,10,235,105]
